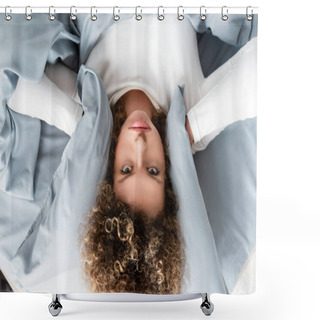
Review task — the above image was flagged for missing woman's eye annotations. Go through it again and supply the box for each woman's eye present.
[148,167,159,176]
[121,166,132,174]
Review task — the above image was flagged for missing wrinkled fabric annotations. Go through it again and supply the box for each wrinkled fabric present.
[0,14,79,200]
[167,87,227,293]
[194,118,257,293]
[9,66,112,292]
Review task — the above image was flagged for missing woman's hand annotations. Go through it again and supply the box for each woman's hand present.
[185,116,194,146]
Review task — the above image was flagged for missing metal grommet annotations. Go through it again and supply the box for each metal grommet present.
[5,6,12,21]
[221,6,228,21]
[113,6,120,21]
[135,6,142,21]
[177,6,184,21]
[200,6,207,21]
[91,6,97,21]
[70,6,77,21]
[49,6,56,21]
[158,6,164,21]
[25,6,32,21]
[246,6,253,21]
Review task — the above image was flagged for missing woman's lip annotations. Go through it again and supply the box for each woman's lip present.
[129,120,151,130]
[129,128,151,133]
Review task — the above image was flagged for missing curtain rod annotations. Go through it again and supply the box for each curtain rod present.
[0,6,259,15]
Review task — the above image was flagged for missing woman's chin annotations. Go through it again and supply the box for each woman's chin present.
[125,110,152,128]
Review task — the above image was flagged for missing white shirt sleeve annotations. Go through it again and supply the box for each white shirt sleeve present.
[7,63,83,137]
[187,37,257,153]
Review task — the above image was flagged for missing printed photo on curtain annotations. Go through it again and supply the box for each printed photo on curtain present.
[0,8,258,297]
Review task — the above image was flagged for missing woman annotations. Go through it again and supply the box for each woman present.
[74,16,256,293]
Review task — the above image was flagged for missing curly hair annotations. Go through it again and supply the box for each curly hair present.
[81,96,185,294]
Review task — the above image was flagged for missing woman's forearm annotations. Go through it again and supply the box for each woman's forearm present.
[7,62,82,137]
[187,37,257,153]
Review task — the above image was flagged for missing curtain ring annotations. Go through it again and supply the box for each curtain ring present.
[246,6,253,21]
[5,6,12,21]
[113,6,120,21]
[158,6,164,21]
[200,6,207,21]
[70,6,77,21]
[25,6,32,21]
[49,6,56,21]
[177,6,184,21]
[135,6,142,21]
[91,6,97,21]
[221,6,228,21]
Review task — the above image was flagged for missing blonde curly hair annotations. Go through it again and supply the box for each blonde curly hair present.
[81,97,185,294]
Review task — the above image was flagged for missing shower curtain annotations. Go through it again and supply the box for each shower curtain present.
[0,7,258,296]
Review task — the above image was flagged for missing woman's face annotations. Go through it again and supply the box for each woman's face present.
[114,110,165,219]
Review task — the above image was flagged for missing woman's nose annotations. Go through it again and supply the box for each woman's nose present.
[135,134,147,168]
